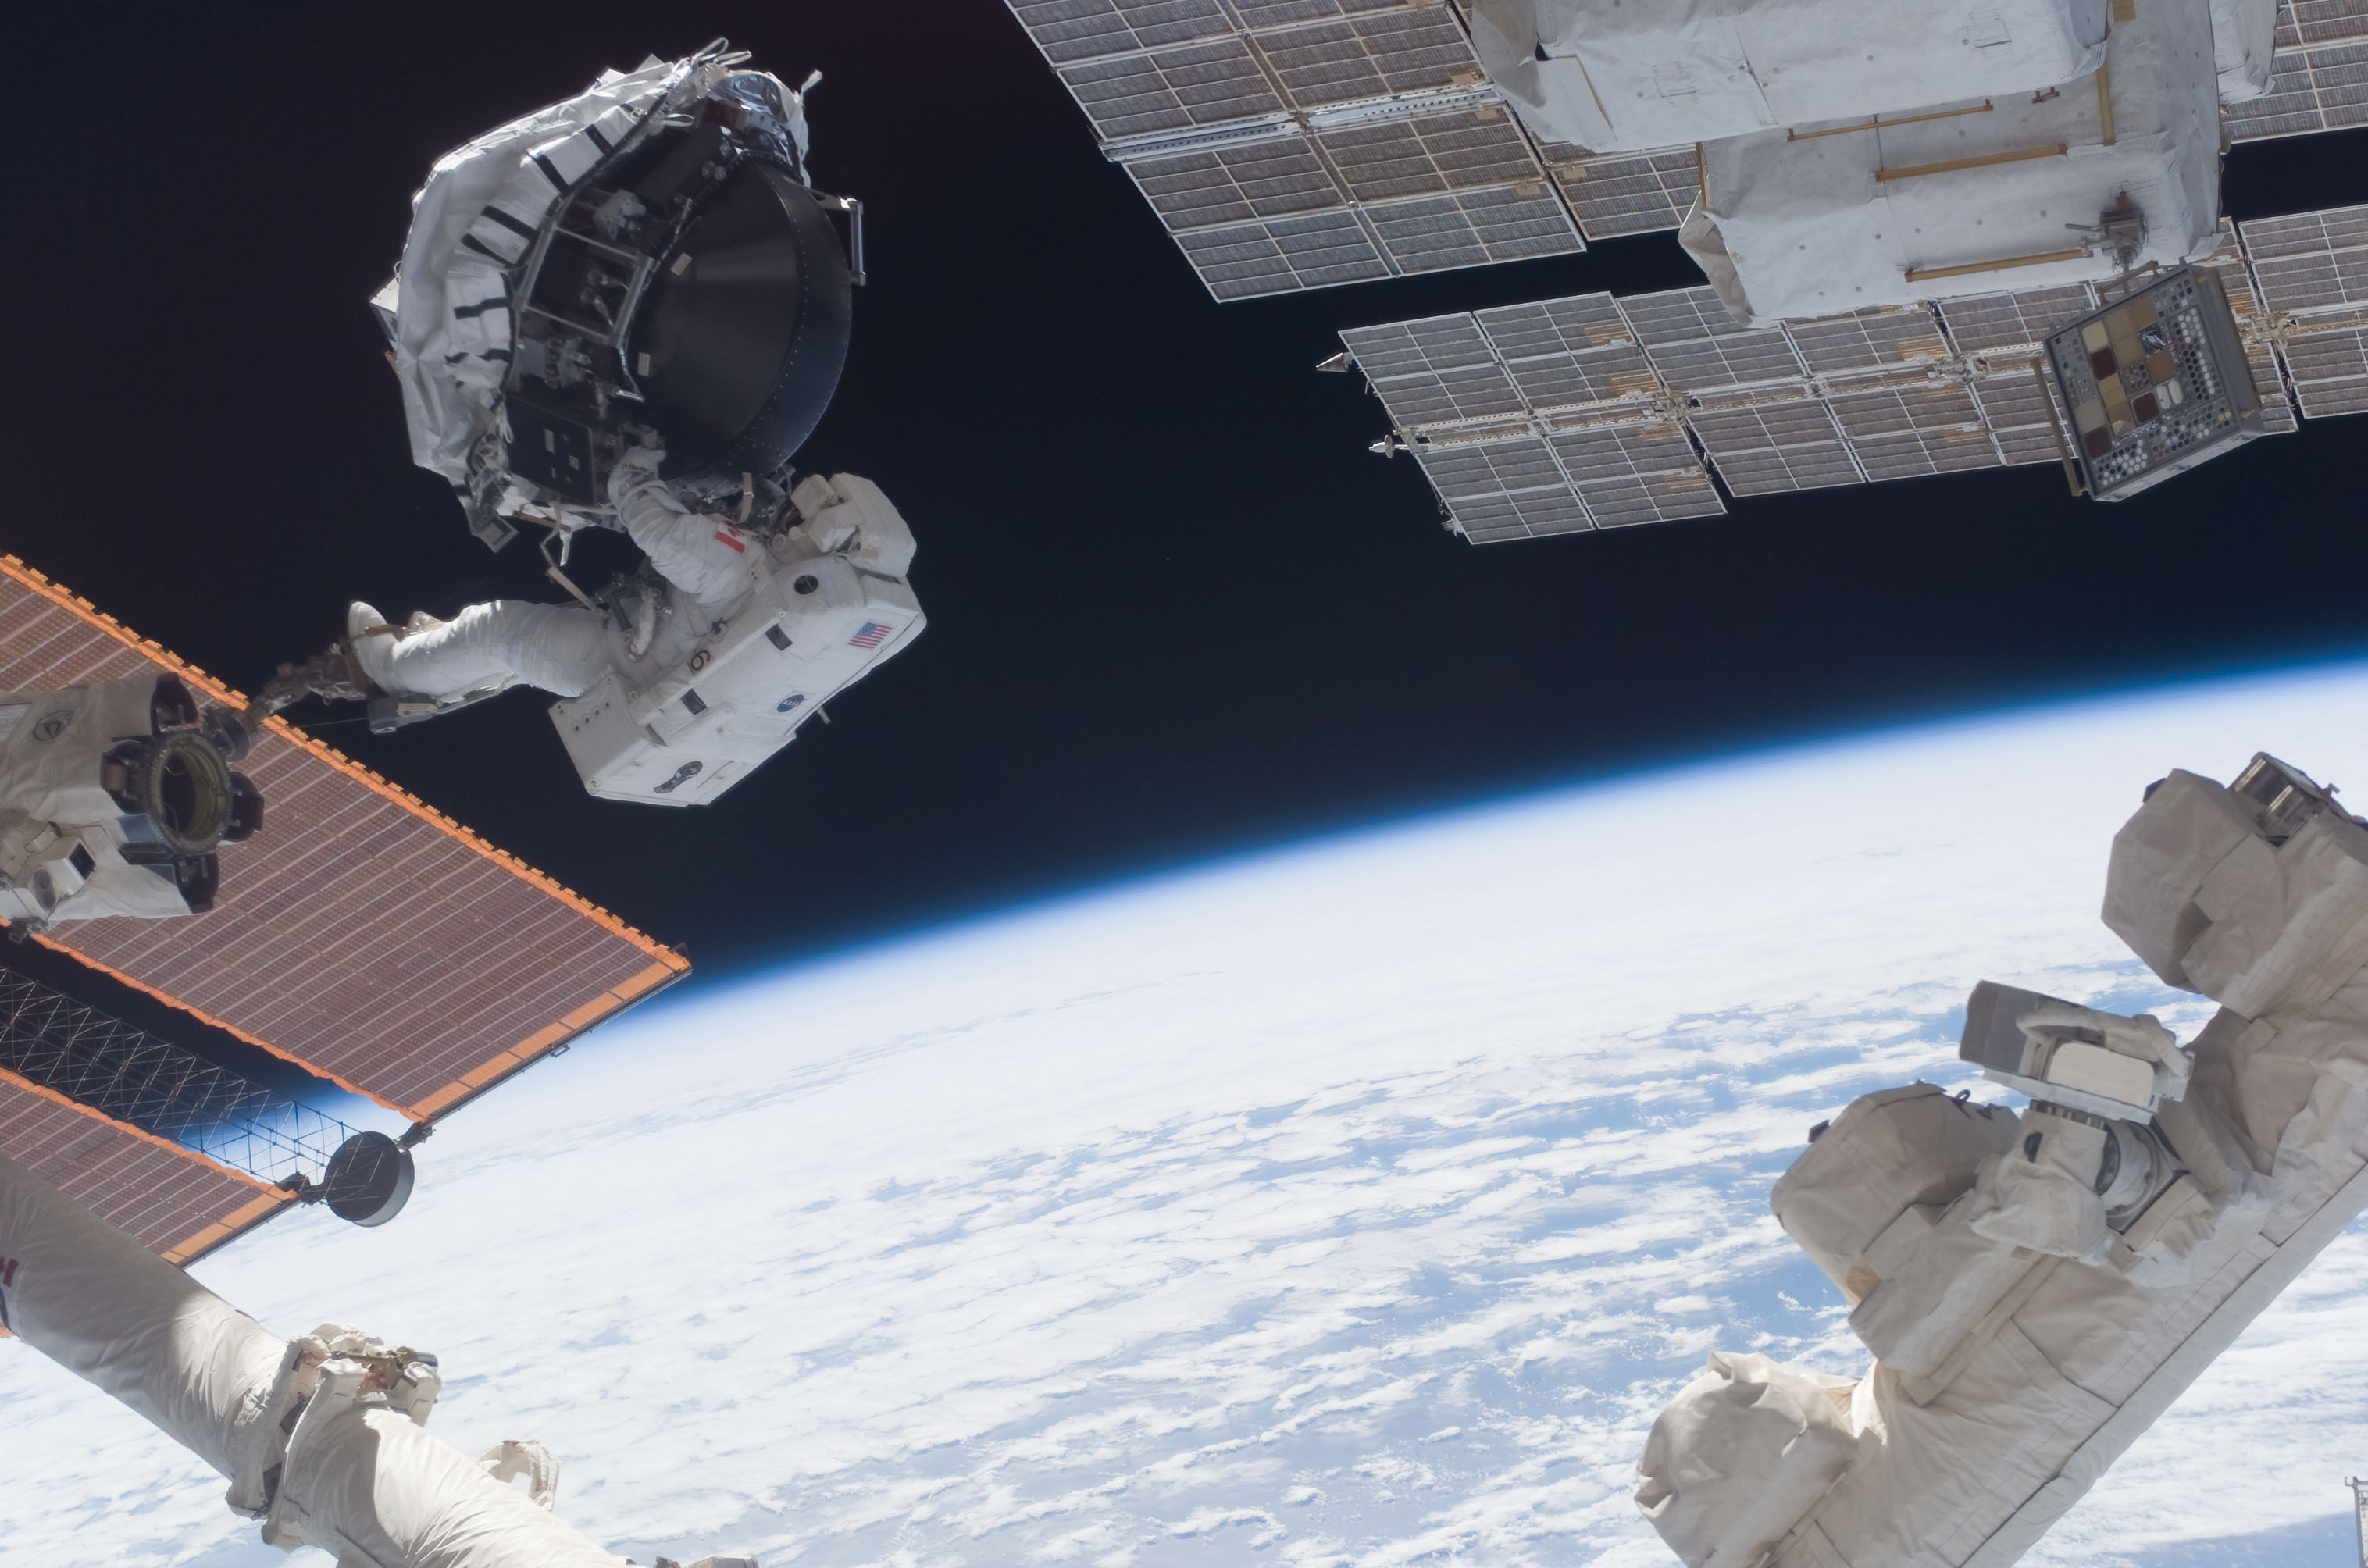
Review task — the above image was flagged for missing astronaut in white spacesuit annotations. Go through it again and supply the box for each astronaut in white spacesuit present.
[336,441,922,807]
[348,445,747,706]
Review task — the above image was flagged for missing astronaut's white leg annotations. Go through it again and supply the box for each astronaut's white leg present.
[351,600,611,700]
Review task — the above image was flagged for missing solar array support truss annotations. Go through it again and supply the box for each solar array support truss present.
[0,968,362,1263]
[1339,207,2368,540]
[1005,0,1586,298]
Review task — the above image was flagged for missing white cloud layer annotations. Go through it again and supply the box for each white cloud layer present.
[7,666,2368,1566]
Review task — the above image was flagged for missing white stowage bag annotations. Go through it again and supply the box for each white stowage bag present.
[1466,0,2108,153]
[1678,0,2223,323]
[1635,1352,1864,1568]
[1632,756,2368,1567]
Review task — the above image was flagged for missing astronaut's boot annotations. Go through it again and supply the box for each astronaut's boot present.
[344,601,402,692]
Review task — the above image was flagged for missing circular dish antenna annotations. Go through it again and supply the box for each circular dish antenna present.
[322,1131,416,1228]
[632,163,853,487]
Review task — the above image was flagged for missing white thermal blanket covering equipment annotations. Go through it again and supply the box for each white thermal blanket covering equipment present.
[1633,755,2368,1566]
[0,1149,675,1566]
[1677,0,2223,323]
[1467,0,2109,153]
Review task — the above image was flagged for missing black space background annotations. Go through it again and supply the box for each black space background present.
[3,3,2366,1076]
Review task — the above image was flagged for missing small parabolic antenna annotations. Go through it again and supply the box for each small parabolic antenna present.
[321,1131,416,1227]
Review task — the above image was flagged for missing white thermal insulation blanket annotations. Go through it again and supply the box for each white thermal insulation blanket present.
[0,1148,286,1487]
[1678,0,2223,323]
[1633,760,2368,1568]
[0,1150,652,1566]
[2209,0,2277,101]
[1467,0,2108,154]
[382,55,810,499]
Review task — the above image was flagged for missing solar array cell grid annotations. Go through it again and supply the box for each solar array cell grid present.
[1127,138,1343,232]
[2283,323,2368,415]
[2248,339,2304,431]
[1475,294,1632,356]
[0,1072,287,1260]
[1056,37,1282,140]
[1546,146,1699,239]
[1252,6,1481,109]
[1175,210,1390,297]
[2241,203,2368,315]
[1009,0,1234,65]
[1970,372,2076,465]
[1316,107,1550,203]
[1546,422,1703,483]
[1548,425,1726,527]
[1233,0,1419,26]
[1619,287,1807,390]
[1361,185,1580,273]
[1785,306,1952,375]
[1689,399,1865,494]
[1578,467,1728,528]
[1448,486,1596,542]
[1938,284,2099,353]
[1414,434,1564,499]
[0,559,686,1122]
[1827,380,2005,481]
[1340,312,1495,379]
[1494,340,1661,409]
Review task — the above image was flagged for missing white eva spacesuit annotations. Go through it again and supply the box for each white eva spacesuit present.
[1635,751,2368,1567]
[351,447,923,807]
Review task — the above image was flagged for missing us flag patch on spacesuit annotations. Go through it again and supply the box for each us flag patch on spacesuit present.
[847,622,895,650]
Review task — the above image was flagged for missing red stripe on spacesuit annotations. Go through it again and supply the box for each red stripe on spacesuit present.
[714,529,746,552]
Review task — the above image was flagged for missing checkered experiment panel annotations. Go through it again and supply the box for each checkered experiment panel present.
[1007,0,1585,298]
[0,1071,290,1263]
[0,557,687,1122]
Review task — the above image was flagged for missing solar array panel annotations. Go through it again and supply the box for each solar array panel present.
[2239,201,2368,418]
[2223,0,2368,141]
[1006,0,1585,298]
[1341,290,1728,539]
[1339,211,2368,539]
[0,1070,288,1262]
[1543,146,1703,241]
[0,558,688,1121]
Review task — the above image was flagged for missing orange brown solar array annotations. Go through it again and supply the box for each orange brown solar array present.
[0,1071,288,1262]
[0,554,687,1260]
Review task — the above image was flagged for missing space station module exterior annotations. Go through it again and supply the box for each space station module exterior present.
[1468,0,2277,325]
[1633,753,2368,1567]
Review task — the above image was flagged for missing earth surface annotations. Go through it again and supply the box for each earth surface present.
[6,664,2368,1567]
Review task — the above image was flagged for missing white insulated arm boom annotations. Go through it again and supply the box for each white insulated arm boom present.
[0,1149,715,1566]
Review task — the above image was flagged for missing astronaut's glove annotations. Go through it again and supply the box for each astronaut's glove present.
[2017,1000,2191,1103]
[606,438,672,508]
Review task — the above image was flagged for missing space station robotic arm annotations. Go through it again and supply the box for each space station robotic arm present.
[1635,750,2368,1568]
[0,1147,754,1568]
